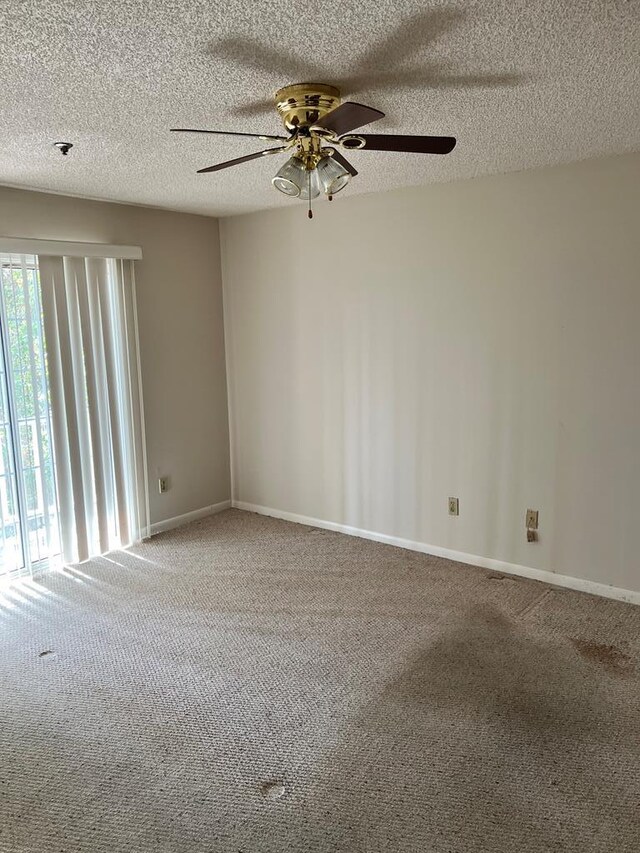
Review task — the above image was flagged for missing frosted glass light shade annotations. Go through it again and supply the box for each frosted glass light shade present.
[272,157,306,196]
[298,167,322,200]
[317,154,351,196]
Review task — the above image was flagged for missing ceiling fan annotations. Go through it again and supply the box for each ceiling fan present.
[171,83,456,218]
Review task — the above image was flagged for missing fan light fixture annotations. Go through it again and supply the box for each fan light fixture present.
[272,152,351,215]
[172,82,457,220]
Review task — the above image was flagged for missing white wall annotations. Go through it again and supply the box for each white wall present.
[0,186,231,527]
[221,152,640,593]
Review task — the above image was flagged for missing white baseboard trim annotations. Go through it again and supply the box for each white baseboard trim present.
[150,500,231,536]
[232,500,640,606]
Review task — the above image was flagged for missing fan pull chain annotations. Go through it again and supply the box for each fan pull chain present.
[308,170,313,219]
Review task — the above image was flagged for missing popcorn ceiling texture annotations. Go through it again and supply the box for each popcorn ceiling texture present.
[0,1,638,216]
[1,509,640,851]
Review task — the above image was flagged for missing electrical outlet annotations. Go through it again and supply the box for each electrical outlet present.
[158,477,169,494]
[448,497,459,516]
[526,509,539,530]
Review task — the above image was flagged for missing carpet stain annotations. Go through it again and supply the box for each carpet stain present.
[260,780,286,800]
[38,649,55,658]
[571,638,635,678]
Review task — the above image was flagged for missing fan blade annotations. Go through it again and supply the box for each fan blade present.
[327,147,358,177]
[171,128,288,142]
[355,134,456,154]
[197,146,287,173]
[313,102,384,136]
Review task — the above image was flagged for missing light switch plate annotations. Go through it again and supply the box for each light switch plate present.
[526,509,539,529]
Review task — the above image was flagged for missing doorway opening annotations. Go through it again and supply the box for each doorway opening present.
[0,254,60,576]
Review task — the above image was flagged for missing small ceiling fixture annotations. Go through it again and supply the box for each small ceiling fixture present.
[53,142,73,156]
[171,83,456,218]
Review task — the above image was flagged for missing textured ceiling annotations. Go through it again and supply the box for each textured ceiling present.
[0,0,638,217]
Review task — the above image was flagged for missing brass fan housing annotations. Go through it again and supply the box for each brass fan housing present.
[274,83,341,132]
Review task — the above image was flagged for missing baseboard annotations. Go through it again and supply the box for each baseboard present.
[232,500,640,607]
[150,500,231,536]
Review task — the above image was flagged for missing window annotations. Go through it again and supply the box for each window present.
[0,254,60,575]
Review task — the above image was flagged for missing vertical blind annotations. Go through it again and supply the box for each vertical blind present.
[38,255,149,563]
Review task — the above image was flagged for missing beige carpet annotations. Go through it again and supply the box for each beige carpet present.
[1,509,639,852]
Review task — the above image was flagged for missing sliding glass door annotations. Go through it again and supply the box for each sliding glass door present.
[0,254,60,576]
